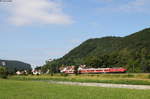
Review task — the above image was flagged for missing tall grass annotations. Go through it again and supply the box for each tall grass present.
[9,73,150,85]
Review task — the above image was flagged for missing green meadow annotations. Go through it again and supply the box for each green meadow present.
[0,79,150,99]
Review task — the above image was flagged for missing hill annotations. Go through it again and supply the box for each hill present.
[44,28,150,73]
[0,60,32,74]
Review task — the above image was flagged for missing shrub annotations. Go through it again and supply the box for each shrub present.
[126,74,134,78]
[0,66,8,79]
[148,74,150,79]
[60,73,68,77]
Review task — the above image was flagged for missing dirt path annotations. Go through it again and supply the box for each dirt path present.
[47,81,150,90]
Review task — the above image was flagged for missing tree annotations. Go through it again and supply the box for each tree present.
[0,66,8,79]
[44,60,59,76]
[74,65,79,75]
[140,48,149,72]
[84,56,102,67]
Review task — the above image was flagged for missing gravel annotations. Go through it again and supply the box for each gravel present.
[47,81,150,90]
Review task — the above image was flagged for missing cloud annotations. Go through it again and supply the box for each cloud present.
[70,39,81,44]
[96,0,113,3]
[98,0,150,13]
[5,0,73,26]
[119,0,150,13]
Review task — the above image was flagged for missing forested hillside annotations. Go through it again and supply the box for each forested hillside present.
[0,60,32,74]
[44,28,150,73]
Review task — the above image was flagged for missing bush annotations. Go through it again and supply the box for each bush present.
[126,74,134,78]
[148,74,150,79]
[60,73,68,77]
[0,66,8,79]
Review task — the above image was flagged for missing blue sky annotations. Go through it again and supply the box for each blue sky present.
[0,0,150,66]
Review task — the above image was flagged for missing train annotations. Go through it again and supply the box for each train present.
[60,66,127,74]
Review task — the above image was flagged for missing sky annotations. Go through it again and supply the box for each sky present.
[0,0,150,66]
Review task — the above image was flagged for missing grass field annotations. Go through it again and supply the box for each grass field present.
[0,79,150,99]
[10,73,150,85]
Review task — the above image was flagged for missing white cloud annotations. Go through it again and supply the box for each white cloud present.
[96,0,113,2]
[98,0,150,13]
[6,0,73,26]
[70,39,81,44]
[118,0,150,13]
